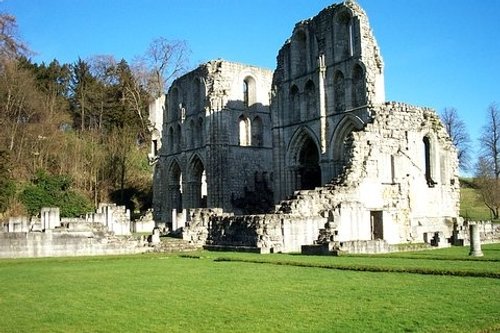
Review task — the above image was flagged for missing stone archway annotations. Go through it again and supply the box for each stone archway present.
[167,161,182,212]
[187,155,207,208]
[286,128,322,193]
[298,136,321,190]
[331,115,365,178]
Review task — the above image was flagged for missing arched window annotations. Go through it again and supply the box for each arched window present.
[239,115,251,146]
[423,136,436,187]
[292,30,307,77]
[290,85,300,122]
[334,11,352,61]
[243,76,256,107]
[351,64,365,108]
[305,80,316,118]
[334,71,345,112]
[243,81,248,107]
[252,116,264,147]
[188,156,207,208]
[168,161,183,212]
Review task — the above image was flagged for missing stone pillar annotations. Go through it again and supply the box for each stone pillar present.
[172,209,178,230]
[318,54,327,154]
[469,223,483,257]
[41,207,60,230]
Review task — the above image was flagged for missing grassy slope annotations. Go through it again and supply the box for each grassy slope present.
[460,183,492,221]
[0,245,499,333]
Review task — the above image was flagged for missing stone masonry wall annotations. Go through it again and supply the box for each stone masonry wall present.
[0,232,145,258]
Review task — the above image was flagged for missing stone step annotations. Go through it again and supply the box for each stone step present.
[154,237,200,253]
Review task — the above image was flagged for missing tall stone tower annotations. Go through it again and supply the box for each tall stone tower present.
[271,1,385,201]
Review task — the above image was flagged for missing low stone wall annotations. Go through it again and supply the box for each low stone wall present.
[0,232,147,258]
[204,213,325,253]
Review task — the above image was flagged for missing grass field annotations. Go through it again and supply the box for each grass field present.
[460,185,493,221]
[0,244,499,333]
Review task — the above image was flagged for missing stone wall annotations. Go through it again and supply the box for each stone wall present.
[0,232,145,258]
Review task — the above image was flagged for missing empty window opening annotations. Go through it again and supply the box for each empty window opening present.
[370,211,383,240]
[243,76,256,107]
[423,136,436,187]
[239,115,251,146]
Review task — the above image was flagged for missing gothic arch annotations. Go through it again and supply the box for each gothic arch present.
[238,114,251,146]
[286,127,322,191]
[330,115,365,177]
[243,75,257,107]
[291,29,307,77]
[187,154,207,208]
[334,9,353,61]
[167,159,183,212]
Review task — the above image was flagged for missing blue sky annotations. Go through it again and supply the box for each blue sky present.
[2,0,500,169]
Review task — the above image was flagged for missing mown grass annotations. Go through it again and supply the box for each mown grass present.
[0,245,499,333]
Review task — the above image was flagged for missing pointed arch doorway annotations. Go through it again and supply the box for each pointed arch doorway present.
[298,136,321,190]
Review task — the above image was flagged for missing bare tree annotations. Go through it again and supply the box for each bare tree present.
[475,103,500,219]
[440,107,472,172]
[475,157,499,219]
[135,37,190,98]
[478,103,500,180]
[0,13,30,59]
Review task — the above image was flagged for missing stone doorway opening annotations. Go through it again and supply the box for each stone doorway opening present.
[298,136,321,190]
[188,156,207,208]
[370,210,383,240]
[168,162,183,212]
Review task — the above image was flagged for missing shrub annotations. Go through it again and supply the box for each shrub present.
[20,170,92,217]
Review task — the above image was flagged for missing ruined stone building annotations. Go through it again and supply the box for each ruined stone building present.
[152,1,460,253]
[152,61,274,225]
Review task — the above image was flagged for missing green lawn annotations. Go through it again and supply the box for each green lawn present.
[0,245,499,333]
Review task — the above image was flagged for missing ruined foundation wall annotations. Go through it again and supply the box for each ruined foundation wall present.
[0,232,145,258]
[206,213,326,253]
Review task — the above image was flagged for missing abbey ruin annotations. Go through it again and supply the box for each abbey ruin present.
[149,1,463,254]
